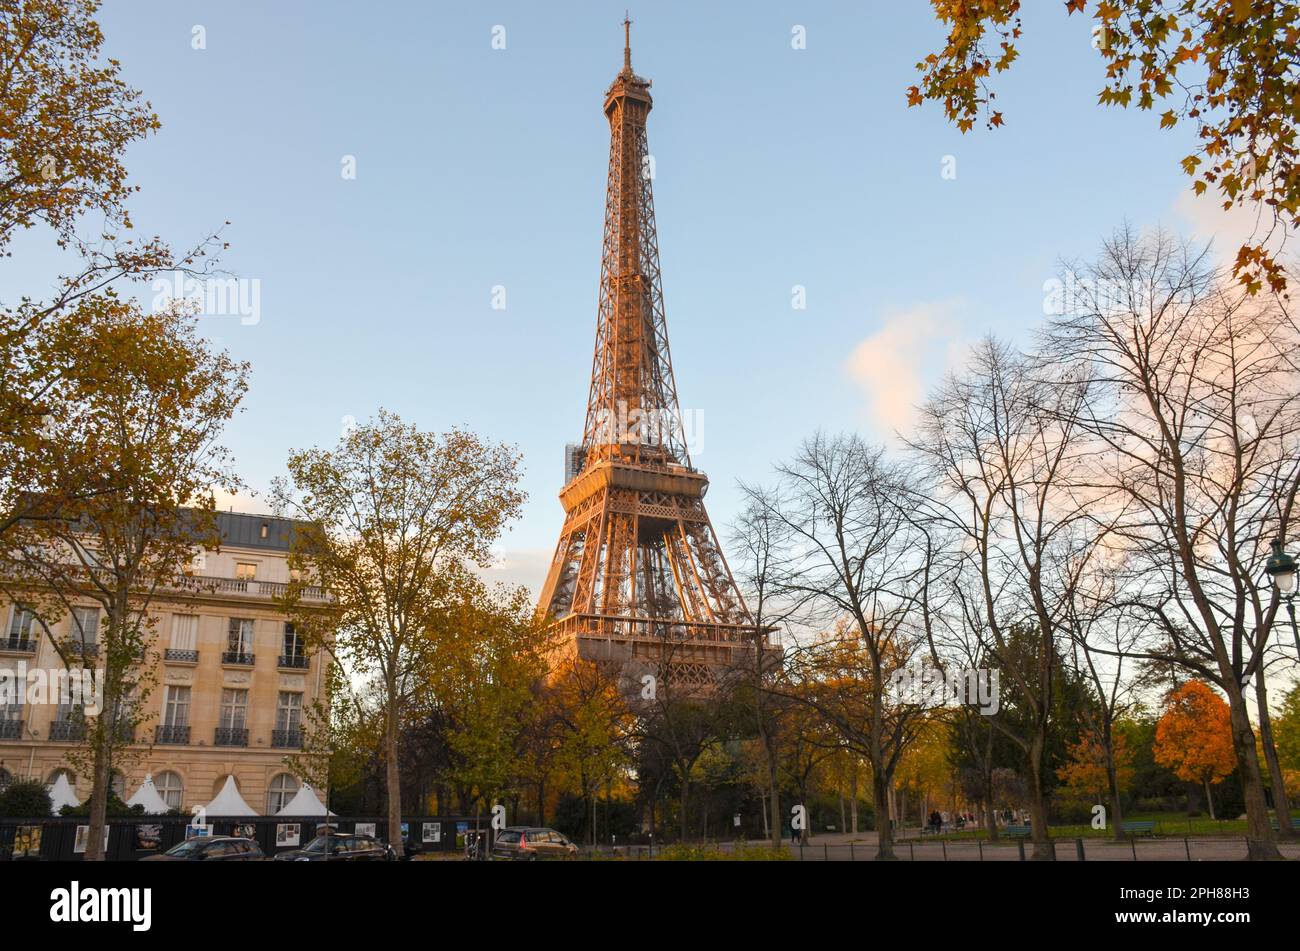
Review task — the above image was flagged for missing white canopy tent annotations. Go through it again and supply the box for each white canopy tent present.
[46,773,80,814]
[125,773,171,814]
[276,783,334,817]
[204,775,259,816]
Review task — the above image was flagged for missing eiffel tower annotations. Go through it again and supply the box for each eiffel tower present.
[537,20,770,690]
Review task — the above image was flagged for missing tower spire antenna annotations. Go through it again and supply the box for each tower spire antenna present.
[623,12,632,71]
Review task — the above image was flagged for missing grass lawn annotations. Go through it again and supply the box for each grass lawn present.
[915,810,1294,842]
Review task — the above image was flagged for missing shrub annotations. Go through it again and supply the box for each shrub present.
[0,779,53,818]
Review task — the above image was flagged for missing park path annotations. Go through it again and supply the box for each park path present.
[771,831,1300,861]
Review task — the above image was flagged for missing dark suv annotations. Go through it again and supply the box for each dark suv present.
[491,827,578,861]
[274,833,396,862]
[143,836,265,861]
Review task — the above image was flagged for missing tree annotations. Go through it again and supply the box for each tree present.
[1042,227,1295,858]
[1057,728,1136,808]
[0,299,246,860]
[0,1,227,543]
[1277,681,1300,770]
[1155,680,1237,819]
[729,485,799,849]
[909,0,1300,294]
[741,435,931,859]
[272,410,524,856]
[437,580,549,822]
[543,655,633,845]
[910,337,1097,859]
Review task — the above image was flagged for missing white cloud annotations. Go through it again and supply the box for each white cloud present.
[1173,189,1279,267]
[209,485,267,515]
[476,546,552,600]
[844,301,969,437]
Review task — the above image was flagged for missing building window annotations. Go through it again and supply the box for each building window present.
[235,562,257,581]
[283,624,304,658]
[47,768,76,785]
[0,688,23,738]
[276,692,302,732]
[219,689,248,730]
[162,686,190,727]
[227,618,254,654]
[267,773,298,814]
[70,605,98,649]
[0,767,11,792]
[8,606,34,639]
[155,771,183,811]
[170,614,198,651]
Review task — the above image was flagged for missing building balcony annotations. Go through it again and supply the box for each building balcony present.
[271,728,303,748]
[49,721,86,742]
[221,651,255,666]
[0,719,23,739]
[155,724,190,745]
[278,653,309,670]
[170,574,330,603]
[164,648,199,664]
[66,641,99,659]
[0,636,37,654]
[214,726,248,747]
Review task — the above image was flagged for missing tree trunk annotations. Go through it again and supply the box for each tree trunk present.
[385,704,404,858]
[1106,739,1126,843]
[84,720,112,862]
[1223,680,1282,859]
[679,773,691,843]
[1203,777,1216,821]
[766,748,781,849]
[1028,736,1054,861]
[1254,670,1294,838]
[850,767,859,834]
[873,768,896,860]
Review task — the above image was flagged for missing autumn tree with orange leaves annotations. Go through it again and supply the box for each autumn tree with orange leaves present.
[1155,681,1236,820]
[909,0,1299,295]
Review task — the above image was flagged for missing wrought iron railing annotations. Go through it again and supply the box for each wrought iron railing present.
[0,637,37,654]
[155,724,190,744]
[214,726,249,747]
[0,719,23,739]
[221,651,254,666]
[271,728,303,748]
[164,648,199,663]
[278,653,309,669]
[49,721,85,741]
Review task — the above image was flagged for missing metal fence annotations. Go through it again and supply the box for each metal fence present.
[786,836,1300,861]
[0,814,483,861]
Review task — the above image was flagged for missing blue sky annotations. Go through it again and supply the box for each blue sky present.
[9,1,1229,595]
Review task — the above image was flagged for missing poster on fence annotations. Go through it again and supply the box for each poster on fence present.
[275,823,300,847]
[136,824,162,851]
[13,825,41,858]
[354,822,376,837]
[422,822,441,844]
[73,825,110,854]
[234,823,257,840]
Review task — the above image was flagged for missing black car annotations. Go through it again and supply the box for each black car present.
[273,833,396,862]
[142,836,265,862]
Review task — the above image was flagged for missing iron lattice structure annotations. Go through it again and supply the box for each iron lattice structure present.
[537,25,772,690]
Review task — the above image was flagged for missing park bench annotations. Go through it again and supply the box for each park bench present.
[1269,817,1296,832]
[1005,825,1032,837]
[1121,820,1156,837]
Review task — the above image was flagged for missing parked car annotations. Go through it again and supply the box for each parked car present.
[142,836,265,862]
[273,833,396,862]
[491,827,579,861]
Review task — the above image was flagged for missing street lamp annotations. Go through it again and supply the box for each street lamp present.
[1264,537,1300,662]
